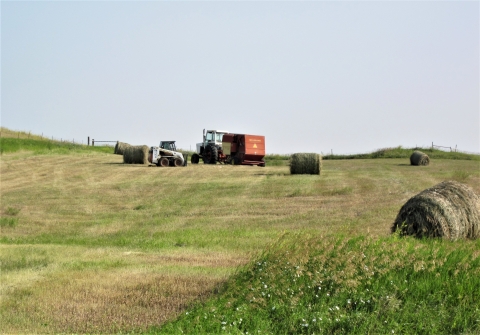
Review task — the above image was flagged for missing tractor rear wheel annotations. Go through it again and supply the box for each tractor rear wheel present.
[191,153,200,164]
[174,158,183,167]
[203,145,218,164]
[159,157,169,167]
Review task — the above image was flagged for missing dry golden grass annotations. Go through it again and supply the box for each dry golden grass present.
[0,127,46,140]
[1,150,479,333]
[7,269,222,334]
[0,244,245,334]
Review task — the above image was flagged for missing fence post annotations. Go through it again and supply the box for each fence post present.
[92,139,95,146]
[432,142,433,150]
[88,137,90,146]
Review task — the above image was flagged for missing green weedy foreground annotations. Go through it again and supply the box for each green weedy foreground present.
[1,130,479,334]
[158,234,480,334]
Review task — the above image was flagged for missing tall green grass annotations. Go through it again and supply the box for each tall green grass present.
[264,154,291,166]
[0,138,113,155]
[158,234,480,334]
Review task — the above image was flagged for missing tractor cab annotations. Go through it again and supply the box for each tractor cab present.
[159,141,177,152]
[203,130,229,148]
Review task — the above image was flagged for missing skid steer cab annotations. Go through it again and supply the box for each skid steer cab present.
[148,141,186,167]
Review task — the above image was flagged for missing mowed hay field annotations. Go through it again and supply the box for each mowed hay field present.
[1,144,480,333]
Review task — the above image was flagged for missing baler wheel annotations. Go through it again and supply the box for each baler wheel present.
[203,144,218,164]
[159,157,169,167]
[191,153,200,164]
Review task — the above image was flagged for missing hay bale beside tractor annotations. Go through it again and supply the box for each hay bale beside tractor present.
[123,145,149,165]
[290,153,322,175]
[115,141,131,155]
[410,151,430,166]
[391,181,480,240]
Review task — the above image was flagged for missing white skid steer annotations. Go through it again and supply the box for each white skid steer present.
[148,141,186,167]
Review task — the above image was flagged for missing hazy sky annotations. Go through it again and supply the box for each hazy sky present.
[2,1,479,154]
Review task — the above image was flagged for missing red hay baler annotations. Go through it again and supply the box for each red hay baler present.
[221,133,265,166]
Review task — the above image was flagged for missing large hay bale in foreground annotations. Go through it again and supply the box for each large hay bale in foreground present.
[391,181,480,240]
[114,141,131,155]
[410,151,430,166]
[290,153,322,175]
[123,145,149,164]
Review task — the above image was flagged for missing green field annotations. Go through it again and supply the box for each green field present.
[1,131,479,334]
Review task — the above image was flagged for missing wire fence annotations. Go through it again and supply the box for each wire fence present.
[432,142,457,152]
[431,142,480,155]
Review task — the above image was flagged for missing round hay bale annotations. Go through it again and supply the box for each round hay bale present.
[290,153,322,175]
[114,141,131,155]
[123,145,149,164]
[410,151,430,166]
[391,181,480,240]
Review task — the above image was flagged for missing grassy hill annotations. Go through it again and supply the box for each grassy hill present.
[323,146,480,161]
[1,129,479,334]
[0,127,113,155]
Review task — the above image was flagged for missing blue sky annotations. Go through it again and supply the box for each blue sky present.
[2,1,479,154]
